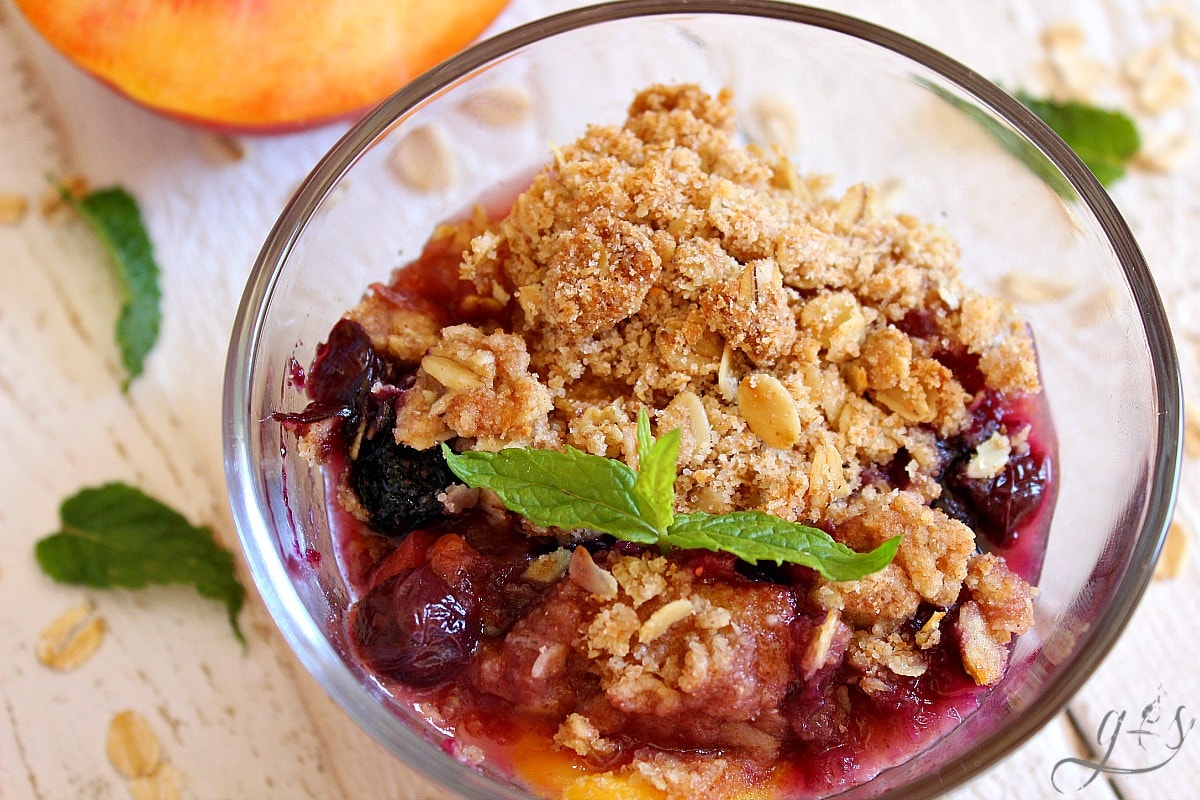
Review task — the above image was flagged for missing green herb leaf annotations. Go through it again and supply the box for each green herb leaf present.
[632,410,679,536]
[35,483,245,643]
[441,422,897,580]
[441,444,660,543]
[1016,92,1141,187]
[666,511,900,582]
[58,183,162,390]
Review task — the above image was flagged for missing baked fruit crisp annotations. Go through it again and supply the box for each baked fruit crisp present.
[280,85,1056,799]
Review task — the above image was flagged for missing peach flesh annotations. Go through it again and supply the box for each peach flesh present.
[14,0,510,131]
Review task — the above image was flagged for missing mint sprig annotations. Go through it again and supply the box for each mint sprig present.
[1016,92,1141,188]
[35,482,246,643]
[441,410,898,582]
[57,182,162,391]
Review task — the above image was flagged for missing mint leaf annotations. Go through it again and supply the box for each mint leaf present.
[665,511,900,582]
[35,483,245,643]
[1016,92,1140,187]
[632,409,679,536]
[58,183,162,390]
[441,428,898,580]
[441,444,660,543]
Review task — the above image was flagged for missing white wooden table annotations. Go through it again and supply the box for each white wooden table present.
[2,1,1197,798]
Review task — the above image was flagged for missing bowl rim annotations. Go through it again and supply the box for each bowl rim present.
[223,1,1183,797]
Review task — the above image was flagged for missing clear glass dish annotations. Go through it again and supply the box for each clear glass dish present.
[223,2,1183,798]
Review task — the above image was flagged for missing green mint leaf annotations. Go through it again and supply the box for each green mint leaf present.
[632,409,679,536]
[57,182,162,390]
[440,434,897,580]
[35,482,246,643]
[1016,92,1140,187]
[441,444,659,543]
[665,511,900,582]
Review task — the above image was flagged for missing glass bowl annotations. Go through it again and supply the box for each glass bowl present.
[223,2,1183,798]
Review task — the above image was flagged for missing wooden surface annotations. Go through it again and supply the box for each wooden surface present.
[1,1,1197,798]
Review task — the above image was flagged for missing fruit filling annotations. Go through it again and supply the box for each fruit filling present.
[281,85,1058,799]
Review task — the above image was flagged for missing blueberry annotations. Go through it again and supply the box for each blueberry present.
[350,433,456,536]
[274,319,387,428]
[948,449,1050,547]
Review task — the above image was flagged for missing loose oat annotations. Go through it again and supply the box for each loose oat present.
[1072,285,1119,327]
[663,390,714,463]
[200,133,247,164]
[1124,44,1190,114]
[1133,131,1195,173]
[524,549,572,583]
[569,546,619,598]
[638,598,695,642]
[461,85,534,127]
[748,94,799,151]
[389,126,455,191]
[1038,22,1108,102]
[999,273,1075,304]
[915,611,946,650]
[800,609,841,677]
[421,353,486,392]
[717,343,740,403]
[0,193,29,225]
[107,710,162,779]
[1154,518,1191,579]
[35,602,106,671]
[965,432,1012,481]
[128,763,183,800]
[1154,5,1200,60]
[738,374,801,449]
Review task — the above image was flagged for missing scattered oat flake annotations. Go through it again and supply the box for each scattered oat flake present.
[107,710,162,779]
[35,602,106,671]
[877,178,903,209]
[1041,22,1086,50]
[999,273,1075,303]
[1038,22,1108,102]
[1154,5,1200,60]
[1154,519,1191,580]
[1185,401,1200,458]
[461,85,534,127]
[128,763,183,800]
[0,193,29,225]
[1132,131,1194,172]
[201,133,247,164]
[1124,44,1190,114]
[390,126,455,192]
[749,95,800,151]
[1072,285,1119,327]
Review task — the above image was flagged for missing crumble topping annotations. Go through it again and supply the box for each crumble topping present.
[309,84,1053,799]
[366,84,1038,533]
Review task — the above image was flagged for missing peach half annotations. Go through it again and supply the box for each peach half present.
[14,0,510,132]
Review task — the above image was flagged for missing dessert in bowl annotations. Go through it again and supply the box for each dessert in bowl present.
[224,3,1182,799]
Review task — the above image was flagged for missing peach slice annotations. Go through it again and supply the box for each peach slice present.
[14,0,510,132]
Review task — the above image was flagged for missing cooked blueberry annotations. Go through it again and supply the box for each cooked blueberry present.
[948,449,1050,547]
[350,433,455,536]
[350,565,479,688]
[274,319,383,427]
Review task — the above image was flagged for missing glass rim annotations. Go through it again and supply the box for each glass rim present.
[223,2,1184,797]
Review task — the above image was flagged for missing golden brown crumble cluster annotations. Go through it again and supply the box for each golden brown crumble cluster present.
[379,84,1037,522]
[335,85,1043,788]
